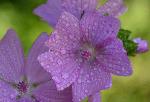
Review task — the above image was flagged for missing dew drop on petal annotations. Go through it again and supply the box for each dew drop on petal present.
[85,90,88,93]
[52,76,61,83]
[57,59,63,65]
[61,49,66,54]
[77,79,82,83]
[62,73,69,79]
[10,94,15,99]
[86,80,90,83]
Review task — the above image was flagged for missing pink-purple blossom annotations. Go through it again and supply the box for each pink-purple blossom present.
[38,11,132,102]
[34,0,126,27]
[0,29,72,102]
[133,38,149,53]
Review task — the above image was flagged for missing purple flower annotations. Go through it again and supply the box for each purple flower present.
[133,38,149,53]
[98,0,127,17]
[34,0,126,27]
[88,93,101,102]
[0,29,72,102]
[38,11,132,102]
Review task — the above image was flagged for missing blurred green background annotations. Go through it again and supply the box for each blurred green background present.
[0,0,150,102]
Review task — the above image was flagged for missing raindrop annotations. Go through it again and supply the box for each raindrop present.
[77,79,82,83]
[62,73,69,79]
[10,94,15,99]
[86,80,90,83]
[57,59,63,65]
[52,76,61,83]
[61,49,66,54]
[85,90,88,93]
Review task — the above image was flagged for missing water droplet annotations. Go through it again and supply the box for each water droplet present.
[77,79,82,83]
[94,68,97,71]
[86,74,89,78]
[90,72,94,76]
[108,64,112,67]
[86,80,90,83]
[69,35,74,39]
[55,34,60,39]
[10,94,15,99]
[57,59,63,65]
[52,76,61,83]
[85,90,88,93]
[60,87,64,91]
[62,73,69,79]
[78,58,83,63]
[61,49,66,54]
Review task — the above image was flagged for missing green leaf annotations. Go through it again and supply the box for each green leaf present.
[118,29,131,41]
[118,29,138,56]
[124,40,138,56]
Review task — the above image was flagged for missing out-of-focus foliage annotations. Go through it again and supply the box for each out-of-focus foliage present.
[0,0,51,54]
[0,0,150,102]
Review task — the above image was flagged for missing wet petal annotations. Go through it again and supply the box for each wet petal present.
[38,12,81,90]
[34,0,97,27]
[17,96,33,102]
[99,0,127,17]
[62,0,98,19]
[0,29,24,83]
[97,38,132,76]
[32,80,73,102]
[34,0,62,27]
[45,11,80,50]
[80,11,120,45]
[26,33,51,83]
[88,92,101,102]
[72,64,111,102]
[38,51,80,91]
[0,80,17,102]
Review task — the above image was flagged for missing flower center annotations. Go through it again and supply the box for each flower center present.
[80,43,96,61]
[17,81,28,94]
[81,50,92,60]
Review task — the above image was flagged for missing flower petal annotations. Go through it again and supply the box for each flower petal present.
[32,81,73,102]
[34,0,62,27]
[38,51,80,91]
[34,0,98,27]
[88,92,101,102]
[0,80,17,102]
[97,38,132,76]
[45,11,80,50]
[0,29,24,83]
[72,64,111,102]
[98,0,127,17]
[133,38,149,53]
[38,12,81,90]
[80,11,120,45]
[26,33,51,83]
[62,0,98,19]
[17,97,33,102]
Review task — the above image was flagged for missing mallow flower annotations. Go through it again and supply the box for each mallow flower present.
[133,38,149,53]
[38,11,132,102]
[98,0,127,17]
[0,29,72,102]
[34,0,127,27]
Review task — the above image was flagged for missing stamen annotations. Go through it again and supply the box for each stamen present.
[17,81,28,94]
[81,50,92,60]
[80,43,96,61]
